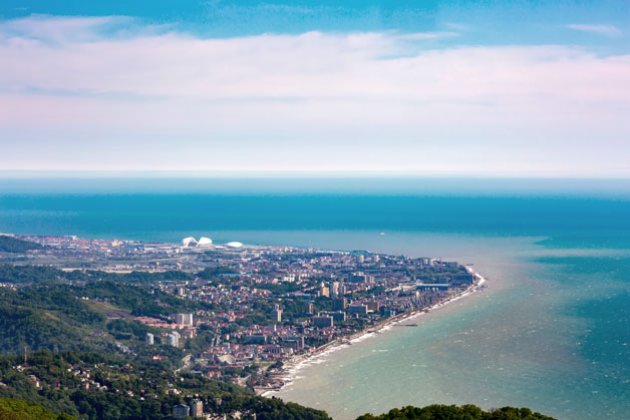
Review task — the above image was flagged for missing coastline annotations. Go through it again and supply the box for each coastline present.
[3,231,489,399]
[261,266,487,396]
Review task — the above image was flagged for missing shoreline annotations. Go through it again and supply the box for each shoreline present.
[2,232,489,398]
[261,266,487,396]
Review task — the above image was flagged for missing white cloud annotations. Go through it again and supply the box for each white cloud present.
[566,24,622,37]
[0,15,130,43]
[1,18,627,103]
[1,16,630,175]
[440,22,469,32]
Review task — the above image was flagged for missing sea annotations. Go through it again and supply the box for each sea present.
[1,177,630,420]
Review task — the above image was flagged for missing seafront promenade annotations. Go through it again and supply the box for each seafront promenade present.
[262,267,487,394]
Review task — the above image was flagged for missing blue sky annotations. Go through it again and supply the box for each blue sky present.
[1,1,629,176]
[2,0,628,47]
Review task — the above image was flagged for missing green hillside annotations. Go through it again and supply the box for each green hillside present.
[0,397,73,420]
[0,266,329,419]
[357,405,556,420]
[0,237,42,254]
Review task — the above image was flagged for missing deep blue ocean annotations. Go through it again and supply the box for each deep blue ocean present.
[1,177,630,419]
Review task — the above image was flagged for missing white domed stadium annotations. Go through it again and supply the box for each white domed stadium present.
[226,241,243,249]
[198,237,213,247]
[182,237,198,247]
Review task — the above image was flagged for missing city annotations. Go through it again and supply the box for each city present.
[0,233,481,417]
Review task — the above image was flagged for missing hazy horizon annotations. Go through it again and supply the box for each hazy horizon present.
[3,170,630,179]
[2,175,630,200]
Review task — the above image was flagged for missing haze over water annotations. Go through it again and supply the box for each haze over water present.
[1,178,630,419]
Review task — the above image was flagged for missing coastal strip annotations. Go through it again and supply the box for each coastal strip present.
[262,266,487,396]
[2,233,486,397]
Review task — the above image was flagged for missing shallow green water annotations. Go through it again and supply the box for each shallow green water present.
[245,231,630,420]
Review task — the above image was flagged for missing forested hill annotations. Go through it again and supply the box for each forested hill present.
[0,397,73,420]
[0,274,209,354]
[0,351,330,419]
[0,236,42,253]
[0,234,42,253]
[357,405,556,420]
[0,265,330,419]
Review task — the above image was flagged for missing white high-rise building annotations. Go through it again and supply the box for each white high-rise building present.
[145,333,154,345]
[190,399,203,418]
[330,281,340,298]
[175,313,194,326]
[166,331,180,347]
[272,304,282,323]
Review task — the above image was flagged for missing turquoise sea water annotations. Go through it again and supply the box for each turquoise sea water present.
[1,178,630,419]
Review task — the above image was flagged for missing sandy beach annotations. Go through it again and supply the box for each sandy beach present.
[262,266,487,396]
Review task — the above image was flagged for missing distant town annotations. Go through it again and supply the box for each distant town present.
[0,233,483,418]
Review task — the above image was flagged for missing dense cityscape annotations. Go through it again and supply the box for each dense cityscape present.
[0,233,483,418]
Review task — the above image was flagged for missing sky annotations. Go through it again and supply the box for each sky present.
[1,1,629,177]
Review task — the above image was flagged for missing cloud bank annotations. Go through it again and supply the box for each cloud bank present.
[566,23,622,37]
[1,16,629,175]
